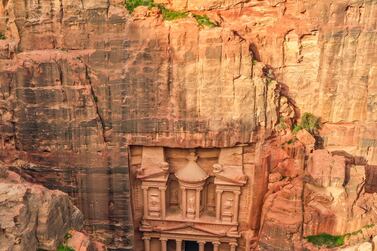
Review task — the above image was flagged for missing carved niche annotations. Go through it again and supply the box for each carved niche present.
[137,147,169,220]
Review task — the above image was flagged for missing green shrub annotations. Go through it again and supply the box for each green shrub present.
[124,0,156,12]
[300,112,321,133]
[193,14,216,27]
[365,223,375,229]
[0,33,6,40]
[57,244,74,251]
[287,138,296,145]
[292,124,302,133]
[292,112,320,134]
[124,0,216,26]
[307,224,376,248]
[305,233,345,248]
[64,232,73,240]
[159,5,188,20]
[56,231,74,251]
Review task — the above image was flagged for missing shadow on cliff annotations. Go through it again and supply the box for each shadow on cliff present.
[331,150,368,187]
[249,42,301,124]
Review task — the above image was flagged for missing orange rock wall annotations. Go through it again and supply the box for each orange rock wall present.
[0,0,376,250]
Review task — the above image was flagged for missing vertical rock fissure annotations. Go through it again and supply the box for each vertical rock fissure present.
[300,152,308,243]
[84,65,108,143]
[59,0,64,24]
[55,61,67,103]
[167,26,172,96]
[264,80,268,127]
[8,74,18,150]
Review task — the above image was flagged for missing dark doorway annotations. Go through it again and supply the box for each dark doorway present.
[184,241,199,251]
[205,242,214,251]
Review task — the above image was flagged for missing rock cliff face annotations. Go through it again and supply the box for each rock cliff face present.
[0,170,83,250]
[0,0,376,250]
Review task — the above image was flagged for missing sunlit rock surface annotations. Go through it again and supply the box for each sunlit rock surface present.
[0,0,376,250]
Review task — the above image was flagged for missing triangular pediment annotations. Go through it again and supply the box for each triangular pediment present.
[159,224,225,237]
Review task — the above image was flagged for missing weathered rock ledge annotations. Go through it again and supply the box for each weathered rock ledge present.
[0,169,84,250]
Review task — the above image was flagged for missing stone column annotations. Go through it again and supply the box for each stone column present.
[232,191,241,223]
[160,187,166,219]
[160,238,167,251]
[216,190,222,221]
[198,241,205,251]
[182,188,186,217]
[176,239,182,251]
[142,187,148,218]
[142,237,151,251]
[230,242,237,251]
[195,189,201,219]
[213,241,220,251]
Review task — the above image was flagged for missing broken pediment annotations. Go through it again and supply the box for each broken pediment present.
[213,164,247,185]
[213,147,247,186]
[137,146,169,180]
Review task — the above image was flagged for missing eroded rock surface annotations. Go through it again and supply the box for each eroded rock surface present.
[0,0,376,250]
[0,171,83,251]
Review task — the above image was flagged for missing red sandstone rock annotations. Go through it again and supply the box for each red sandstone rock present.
[296,129,316,147]
[67,230,107,251]
[0,0,376,250]
[0,171,83,250]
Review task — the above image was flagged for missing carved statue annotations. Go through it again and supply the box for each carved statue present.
[150,194,160,206]
[187,195,195,212]
[224,198,233,212]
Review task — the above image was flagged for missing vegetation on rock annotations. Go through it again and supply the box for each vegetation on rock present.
[57,245,74,251]
[306,224,376,248]
[125,0,155,12]
[159,5,188,21]
[124,0,217,26]
[0,33,6,40]
[292,112,321,134]
[56,232,74,251]
[306,233,345,248]
[193,14,217,27]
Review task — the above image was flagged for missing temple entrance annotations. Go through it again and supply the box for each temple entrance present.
[184,241,199,251]
[205,242,214,251]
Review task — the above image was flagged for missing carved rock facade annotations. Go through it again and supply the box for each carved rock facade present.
[130,146,264,251]
[0,0,377,250]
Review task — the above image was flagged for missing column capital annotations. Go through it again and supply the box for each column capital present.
[159,187,167,191]
[142,236,151,240]
[229,242,238,246]
[197,240,206,244]
[212,241,221,245]
[160,237,168,241]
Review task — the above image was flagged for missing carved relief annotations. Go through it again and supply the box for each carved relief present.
[134,146,248,251]
[221,191,234,222]
[148,188,161,218]
[186,190,196,219]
